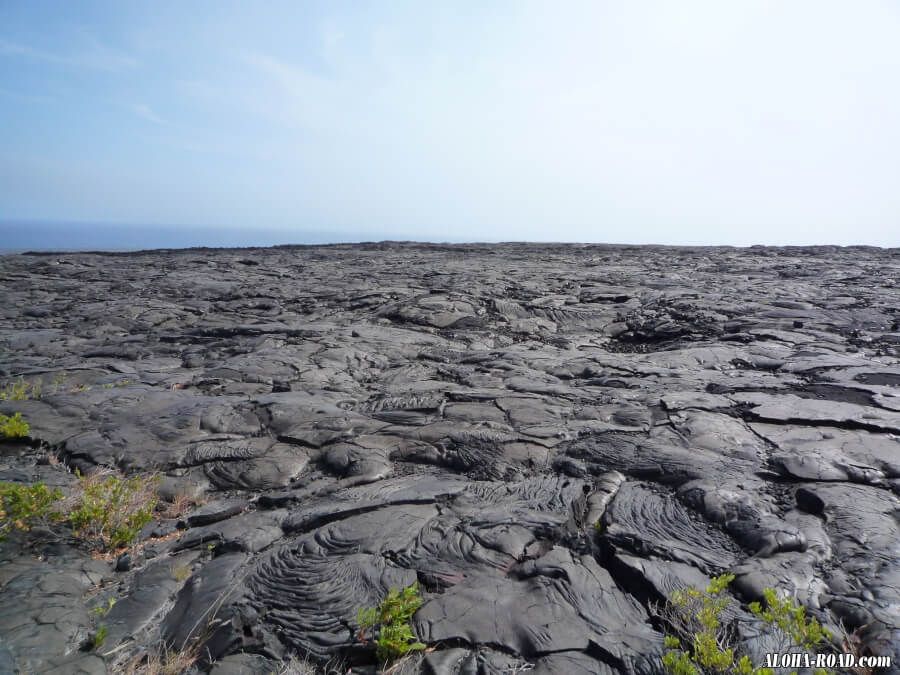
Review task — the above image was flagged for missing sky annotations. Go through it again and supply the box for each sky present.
[1,0,899,247]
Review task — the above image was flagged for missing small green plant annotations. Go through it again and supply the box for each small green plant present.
[101,383,115,389]
[748,588,832,651]
[0,377,41,401]
[0,412,30,438]
[658,574,834,675]
[0,481,64,540]
[69,471,158,550]
[90,597,116,617]
[357,582,427,664]
[92,625,108,650]
[51,372,66,394]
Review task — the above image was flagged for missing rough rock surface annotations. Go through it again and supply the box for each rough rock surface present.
[1,243,899,673]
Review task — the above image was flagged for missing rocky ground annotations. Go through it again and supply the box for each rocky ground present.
[0,242,899,675]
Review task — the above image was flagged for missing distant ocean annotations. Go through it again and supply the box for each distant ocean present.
[0,221,436,254]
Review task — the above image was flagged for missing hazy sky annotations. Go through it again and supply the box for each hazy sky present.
[2,1,899,246]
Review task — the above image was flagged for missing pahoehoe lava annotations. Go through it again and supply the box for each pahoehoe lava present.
[1,242,899,673]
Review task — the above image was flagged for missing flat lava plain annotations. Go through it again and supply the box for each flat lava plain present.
[1,243,898,674]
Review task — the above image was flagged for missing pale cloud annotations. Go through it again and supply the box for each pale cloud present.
[0,38,64,64]
[132,103,165,124]
[319,20,347,74]
[75,32,138,72]
[0,34,137,72]
[238,50,359,133]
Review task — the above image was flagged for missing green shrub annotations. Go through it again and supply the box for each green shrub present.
[0,481,64,540]
[748,588,832,652]
[0,378,41,401]
[92,625,108,650]
[69,471,158,550]
[659,574,834,675]
[0,412,30,438]
[90,598,116,617]
[357,582,427,664]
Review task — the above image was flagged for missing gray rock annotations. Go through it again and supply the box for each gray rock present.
[2,243,899,672]
[186,499,246,527]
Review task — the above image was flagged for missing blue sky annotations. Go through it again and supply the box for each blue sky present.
[2,1,899,247]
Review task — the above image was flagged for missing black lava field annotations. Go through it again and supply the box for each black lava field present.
[1,243,898,674]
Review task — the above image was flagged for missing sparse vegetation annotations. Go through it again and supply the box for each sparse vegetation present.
[357,582,427,665]
[91,598,116,617]
[0,481,64,539]
[92,625,109,650]
[271,654,321,675]
[51,372,66,394]
[836,622,876,675]
[748,587,832,653]
[379,651,428,675]
[121,642,202,675]
[171,563,192,582]
[269,652,350,675]
[1,470,160,551]
[69,471,159,550]
[159,488,195,520]
[100,377,133,389]
[0,377,41,401]
[657,573,835,675]
[2,373,125,395]
[0,412,30,438]
[114,572,252,674]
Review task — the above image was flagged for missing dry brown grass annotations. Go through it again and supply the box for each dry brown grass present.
[158,490,193,520]
[838,622,876,675]
[274,653,349,674]
[157,486,209,522]
[120,642,201,675]
[380,652,426,675]
[273,654,319,675]
[90,528,184,563]
[170,562,192,582]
